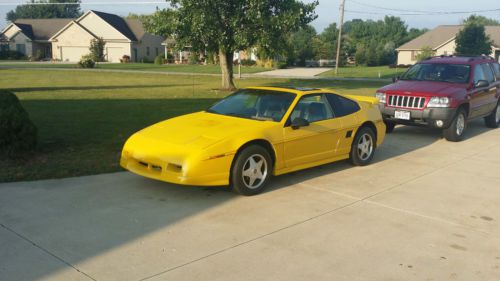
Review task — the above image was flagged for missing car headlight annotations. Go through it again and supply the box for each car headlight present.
[375,92,386,103]
[428,97,451,108]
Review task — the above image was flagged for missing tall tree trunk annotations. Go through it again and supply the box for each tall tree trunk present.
[219,49,236,90]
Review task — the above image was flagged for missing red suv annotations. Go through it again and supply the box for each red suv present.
[376,56,500,141]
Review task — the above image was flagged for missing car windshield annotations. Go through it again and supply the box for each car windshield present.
[207,89,296,122]
[400,63,471,84]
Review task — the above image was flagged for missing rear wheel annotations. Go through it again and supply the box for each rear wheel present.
[231,145,272,196]
[350,127,376,166]
[443,108,467,142]
[484,101,500,128]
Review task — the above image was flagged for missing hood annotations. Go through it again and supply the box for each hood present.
[131,111,274,150]
[379,80,468,97]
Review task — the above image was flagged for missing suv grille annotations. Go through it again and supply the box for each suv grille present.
[388,95,426,109]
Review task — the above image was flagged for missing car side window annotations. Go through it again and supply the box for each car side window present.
[473,64,487,85]
[326,94,361,117]
[481,64,495,83]
[290,94,334,123]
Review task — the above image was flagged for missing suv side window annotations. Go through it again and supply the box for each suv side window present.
[474,64,487,84]
[290,94,334,123]
[326,94,361,117]
[481,63,495,83]
[492,63,500,80]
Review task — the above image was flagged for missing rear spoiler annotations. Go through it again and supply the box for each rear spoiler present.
[344,94,379,106]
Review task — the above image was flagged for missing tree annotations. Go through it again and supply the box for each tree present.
[462,15,500,26]
[289,25,317,66]
[89,38,106,62]
[455,23,493,56]
[7,0,82,22]
[147,0,318,90]
[415,46,435,61]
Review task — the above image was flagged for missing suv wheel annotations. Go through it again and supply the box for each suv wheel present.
[443,108,467,142]
[231,145,272,196]
[484,100,500,128]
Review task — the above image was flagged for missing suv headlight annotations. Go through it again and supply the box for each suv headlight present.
[428,97,451,108]
[375,92,386,103]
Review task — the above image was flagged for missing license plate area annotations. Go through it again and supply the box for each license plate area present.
[394,110,411,120]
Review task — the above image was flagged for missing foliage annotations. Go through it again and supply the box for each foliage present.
[120,55,131,63]
[288,25,317,66]
[146,0,318,89]
[415,46,436,61]
[0,50,26,60]
[7,0,82,22]
[89,38,106,62]
[32,49,44,61]
[154,54,165,65]
[78,54,95,68]
[240,59,256,66]
[455,23,493,56]
[462,15,500,26]
[0,90,37,158]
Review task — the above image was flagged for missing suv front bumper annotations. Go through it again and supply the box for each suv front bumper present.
[379,104,457,128]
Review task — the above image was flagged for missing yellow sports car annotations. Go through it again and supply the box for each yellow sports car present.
[121,86,386,195]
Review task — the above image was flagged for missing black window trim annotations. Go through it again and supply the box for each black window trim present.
[325,93,361,118]
[284,93,339,127]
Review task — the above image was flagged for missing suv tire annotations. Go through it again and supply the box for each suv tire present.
[484,100,500,129]
[385,121,396,134]
[444,108,467,142]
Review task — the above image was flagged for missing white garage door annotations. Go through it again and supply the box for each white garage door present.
[106,47,125,63]
[60,46,88,62]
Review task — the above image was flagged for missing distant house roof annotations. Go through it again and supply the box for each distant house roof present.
[124,18,146,40]
[13,19,73,41]
[397,25,500,51]
[91,10,138,41]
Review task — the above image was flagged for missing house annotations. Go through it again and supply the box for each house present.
[50,11,164,62]
[396,25,500,65]
[0,19,72,59]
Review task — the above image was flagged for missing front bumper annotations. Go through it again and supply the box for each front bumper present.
[379,104,457,128]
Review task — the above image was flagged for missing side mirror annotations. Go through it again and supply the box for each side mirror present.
[475,80,490,88]
[291,117,310,130]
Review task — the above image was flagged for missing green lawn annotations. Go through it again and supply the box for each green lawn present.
[319,66,409,79]
[0,62,270,74]
[0,69,386,183]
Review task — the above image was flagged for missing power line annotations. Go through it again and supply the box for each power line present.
[348,0,500,15]
[0,1,167,5]
[345,9,500,16]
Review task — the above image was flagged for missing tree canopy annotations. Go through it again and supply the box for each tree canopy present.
[462,15,500,26]
[455,22,493,56]
[7,0,82,22]
[146,0,318,90]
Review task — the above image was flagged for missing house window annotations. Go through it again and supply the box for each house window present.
[411,51,417,61]
[146,47,150,56]
[16,44,26,55]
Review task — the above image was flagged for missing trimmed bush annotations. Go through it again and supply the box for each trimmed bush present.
[0,90,37,157]
[0,50,26,60]
[154,54,165,65]
[241,59,256,66]
[78,54,96,68]
[120,55,131,63]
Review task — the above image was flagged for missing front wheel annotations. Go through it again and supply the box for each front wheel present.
[350,127,376,166]
[231,145,272,196]
[484,101,500,128]
[443,108,467,142]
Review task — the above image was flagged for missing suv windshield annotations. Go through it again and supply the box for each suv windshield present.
[400,63,471,84]
[207,89,296,122]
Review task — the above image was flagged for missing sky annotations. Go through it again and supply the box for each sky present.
[0,0,499,31]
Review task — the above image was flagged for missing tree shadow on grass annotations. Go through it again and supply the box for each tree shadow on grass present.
[6,84,199,92]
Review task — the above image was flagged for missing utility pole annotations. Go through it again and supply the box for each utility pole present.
[335,0,346,75]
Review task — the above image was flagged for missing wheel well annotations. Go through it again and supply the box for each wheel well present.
[458,103,470,117]
[360,121,377,137]
[234,140,276,167]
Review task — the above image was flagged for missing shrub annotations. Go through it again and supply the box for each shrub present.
[32,49,44,61]
[78,54,95,68]
[154,54,165,65]
[120,55,131,63]
[188,52,199,65]
[0,50,26,60]
[89,38,106,62]
[240,59,256,66]
[0,90,37,157]
[274,61,288,69]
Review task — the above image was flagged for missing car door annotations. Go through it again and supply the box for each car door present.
[283,94,343,168]
[469,64,496,118]
[325,94,362,156]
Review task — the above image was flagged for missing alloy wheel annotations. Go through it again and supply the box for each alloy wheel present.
[242,154,268,189]
[357,134,374,161]
[456,113,465,136]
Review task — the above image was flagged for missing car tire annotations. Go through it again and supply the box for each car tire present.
[484,100,500,129]
[231,145,272,196]
[443,108,467,142]
[349,127,376,166]
[385,121,396,134]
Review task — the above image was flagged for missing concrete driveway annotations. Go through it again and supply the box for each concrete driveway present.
[1,120,500,281]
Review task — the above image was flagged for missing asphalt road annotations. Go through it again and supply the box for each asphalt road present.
[1,120,499,281]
